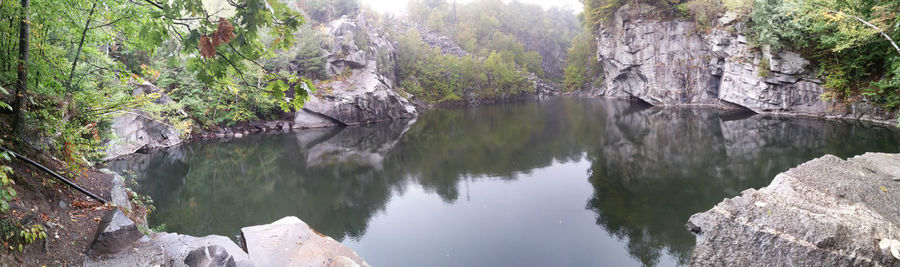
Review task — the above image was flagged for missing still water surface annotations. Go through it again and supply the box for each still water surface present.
[109,98,900,266]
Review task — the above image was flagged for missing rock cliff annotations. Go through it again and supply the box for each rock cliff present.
[688,153,900,265]
[294,14,418,128]
[588,4,899,125]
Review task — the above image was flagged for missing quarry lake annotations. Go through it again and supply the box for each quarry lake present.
[109,98,900,266]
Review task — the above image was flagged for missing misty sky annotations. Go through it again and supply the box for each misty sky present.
[360,0,584,15]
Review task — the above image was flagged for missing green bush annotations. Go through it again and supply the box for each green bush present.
[744,0,900,111]
[564,29,603,92]
[396,29,531,104]
[0,151,14,213]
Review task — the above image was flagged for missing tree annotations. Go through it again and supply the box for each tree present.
[564,29,602,92]
[12,0,27,137]
[0,0,312,162]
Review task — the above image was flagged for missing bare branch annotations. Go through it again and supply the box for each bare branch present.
[821,7,900,56]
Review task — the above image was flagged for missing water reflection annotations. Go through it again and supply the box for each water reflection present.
[108,98,900,266]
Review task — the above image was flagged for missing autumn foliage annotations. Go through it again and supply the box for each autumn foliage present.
[199,18,236,58]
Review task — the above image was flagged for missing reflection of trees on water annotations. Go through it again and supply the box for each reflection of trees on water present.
[109,98,900,266]
[584,106,900,266]
[108,122,410,241]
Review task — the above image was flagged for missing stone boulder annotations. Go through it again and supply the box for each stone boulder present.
[104,112,183,160]
[688,153,900,265]
[240,216,369,267]
[85,233,252,267]
[298,73,417,127]
[89,209,145,255]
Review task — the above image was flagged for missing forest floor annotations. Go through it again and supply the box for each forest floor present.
[0,144,142,266]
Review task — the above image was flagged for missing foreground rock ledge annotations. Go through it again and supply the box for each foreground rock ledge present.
[85,216,367,267]
[241,217,369,267]
[688,153,900,266]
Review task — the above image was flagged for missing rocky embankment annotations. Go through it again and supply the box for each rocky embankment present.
[103,13,564,160]
[85,172,369,267]
[586,4,899,125]
[688,153,900,265]
[104,13,418,160]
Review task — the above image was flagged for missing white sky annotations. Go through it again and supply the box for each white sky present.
[360,0,584,15]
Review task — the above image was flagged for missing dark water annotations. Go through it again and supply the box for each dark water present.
[108,98,900,266]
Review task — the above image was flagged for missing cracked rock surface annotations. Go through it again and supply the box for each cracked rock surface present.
[688,153,900,266]
[587,4,898,125]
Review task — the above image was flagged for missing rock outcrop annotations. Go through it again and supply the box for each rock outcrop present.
[104,81,184,160]
[86,232,252,267]
[241,216,369,267]
[589,5,899,125]
[104,112,182,160]
[294,14,418,128]
[85,215,367,267]
[688,153,900,265]
[89,209,146,256]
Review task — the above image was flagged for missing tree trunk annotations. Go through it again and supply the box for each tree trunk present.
[66,2,97,91]
[13,0,29,137]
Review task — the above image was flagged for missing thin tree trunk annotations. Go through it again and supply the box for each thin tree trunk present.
[13,0,29,137]
[66,2,96,91]
[6,17,13,72]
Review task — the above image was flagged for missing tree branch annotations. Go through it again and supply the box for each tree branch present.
[66,2,96,92]
[89,15,132,29]
[823,7,900,56]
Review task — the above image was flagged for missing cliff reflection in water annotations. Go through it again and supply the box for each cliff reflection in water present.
[109,98,900,266]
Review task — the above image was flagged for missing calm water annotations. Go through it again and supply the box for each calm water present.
[109,98,900,266]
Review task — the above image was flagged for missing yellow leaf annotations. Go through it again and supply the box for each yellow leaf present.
[881,186,888,192]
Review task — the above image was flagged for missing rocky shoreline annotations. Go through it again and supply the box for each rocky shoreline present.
[84,171,369,267]
[688,153,900,265]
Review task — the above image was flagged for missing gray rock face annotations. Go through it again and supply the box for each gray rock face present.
[86,232,252,267]
[183,245,239,267]
[688,153,900,266]
[415,25,472,58]
[594,4,718,105]
[591,4,899,125]
[86,216,369,267]
[89,209,145,255]
[296,13,418,128]
[104,112,182,160]
[104,81,184,161]
[98,169,132,211]
[241,216,369,267]
[527,72,561,97]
